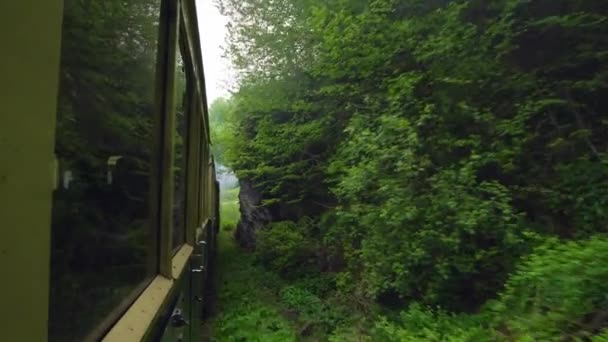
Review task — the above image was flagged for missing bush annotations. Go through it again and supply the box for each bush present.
[492,236,608,340]
[279,285,342,333]
[292,273,337,298]
[216,302,296,341]
[372,304,495,342]
[255,221,314,274]
[593,330,608,342]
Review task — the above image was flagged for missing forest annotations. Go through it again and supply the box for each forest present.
[208,0,608,340]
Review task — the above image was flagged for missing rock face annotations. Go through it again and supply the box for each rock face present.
[235,179,272,249]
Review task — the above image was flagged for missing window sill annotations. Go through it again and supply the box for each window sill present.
[172,243,193,279]
[103,244,193,341]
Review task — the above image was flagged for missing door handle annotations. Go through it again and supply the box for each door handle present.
[170,308,189,327]
[191,265,205,273]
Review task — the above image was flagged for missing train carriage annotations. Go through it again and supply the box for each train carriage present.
[0,0,219,341]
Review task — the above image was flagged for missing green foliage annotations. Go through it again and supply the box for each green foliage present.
[318,0,607,310]
[255,221,314,274]
[210,229,296,341]
[216,303,296,342]
[491,236,608,340]
[209,97,240,166]
[221,223,235,232]
[217,0,608,338]
[593,331,608,342]
[291,273,337,298]
[327,110,534,309]
[220,186,240,228]
[372,304,495,342]
[280,286,342,332]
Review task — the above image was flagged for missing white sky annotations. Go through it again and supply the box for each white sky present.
[196,0,232,103]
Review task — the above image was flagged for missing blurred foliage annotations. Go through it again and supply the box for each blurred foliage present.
[491,236,608,340]
[371,304,495,342]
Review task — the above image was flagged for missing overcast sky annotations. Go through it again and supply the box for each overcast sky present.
[196,0,232,103]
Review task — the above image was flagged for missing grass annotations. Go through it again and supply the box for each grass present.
[203,225,297,341]
[202,186,297,341]
[220,187,240,228]
[203,187,353,341]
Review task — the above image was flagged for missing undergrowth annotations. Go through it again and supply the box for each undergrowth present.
[207,208,363,340]
[209,197,608,341]
[209,229,296,341]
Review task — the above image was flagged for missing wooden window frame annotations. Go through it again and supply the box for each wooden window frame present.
[171,34,193,254]
[105,0,208,339]
[101,0,186,338]
[104,0,214,338]
[159,0,183,274]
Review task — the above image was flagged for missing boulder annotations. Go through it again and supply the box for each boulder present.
[234,179,272,249]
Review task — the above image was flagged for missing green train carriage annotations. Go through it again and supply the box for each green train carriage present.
[0,0,219,340]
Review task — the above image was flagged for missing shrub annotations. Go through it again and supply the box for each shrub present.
[216,302,296,341]
[593,330,608,342]
[292,273,337,298]
[280,286,323,317]
[372,304,495,342]
[492,236,608,340]
[255,221,314,274]
[279,285,342,333]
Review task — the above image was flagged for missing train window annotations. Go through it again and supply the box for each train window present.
[48,0,161,340]
[172,43,188,251]
[198,117,205,226]
[199,134,208,223]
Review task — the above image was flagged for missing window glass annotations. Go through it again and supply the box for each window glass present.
[173,47,188,250]
[199,140,208,223]
[49,1,161,340]
[197,127,205,226]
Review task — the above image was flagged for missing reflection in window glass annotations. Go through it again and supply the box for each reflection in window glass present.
[197,121,205,226]
[173,48,188,250]
[49,1,161,340]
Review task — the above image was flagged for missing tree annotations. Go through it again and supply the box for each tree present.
[219,0,608,334]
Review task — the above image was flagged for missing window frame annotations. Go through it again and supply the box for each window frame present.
[186,98,203,246]
[159,0,183,276]
[47,0,168,339]
[171,32,194,254]
[104,0,211,339]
